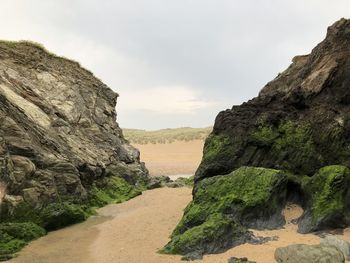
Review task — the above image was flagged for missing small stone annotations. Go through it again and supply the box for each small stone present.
[228,257,256,263]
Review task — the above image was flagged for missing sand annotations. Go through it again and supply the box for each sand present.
[9,188,350,263]
[134,140,204,176]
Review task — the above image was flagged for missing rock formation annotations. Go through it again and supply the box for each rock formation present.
[0,41,148,259]
[164,18,350,258]
[275,244,345,263]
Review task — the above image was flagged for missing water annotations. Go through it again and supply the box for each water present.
[168,174,193,181]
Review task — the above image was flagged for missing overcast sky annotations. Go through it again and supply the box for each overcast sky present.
[0,1,349,129]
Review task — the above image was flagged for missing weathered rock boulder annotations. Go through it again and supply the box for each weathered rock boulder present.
[320,235,350,261]
[162,167,287,258]
[298,165,350,233]
[0,41,148,258]
[274,244,345,263]
[164,18,350,258]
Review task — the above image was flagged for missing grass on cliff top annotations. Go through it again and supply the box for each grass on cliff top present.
[123,127,212,144]
[0,40,98,79]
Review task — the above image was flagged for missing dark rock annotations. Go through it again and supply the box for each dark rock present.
[195,18,350,182]
[298,165,350,233]
[147,176,171,189]
[162,167,287,257]
[166,18,350,258]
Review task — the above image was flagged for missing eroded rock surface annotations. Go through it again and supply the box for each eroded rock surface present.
[165,18,350,258]
[320,235,350,261]
[196,18,350,181]
[274,244,345,263]
[0,41,148,258]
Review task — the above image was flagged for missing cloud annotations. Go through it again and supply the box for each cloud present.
[0,0,350,129]
[118,86,216,114]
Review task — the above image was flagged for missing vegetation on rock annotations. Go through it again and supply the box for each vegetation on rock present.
[0,222,46,260]
[0,41,149,259]
[165,165,350,257]
[171,20,350,258]
[88,176,142,207]
[298,165,350,233]
[0,175,145,259]
[162,167,288,258]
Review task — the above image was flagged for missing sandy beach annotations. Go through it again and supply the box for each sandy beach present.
[9,187,350,263]
[134,140,204,177]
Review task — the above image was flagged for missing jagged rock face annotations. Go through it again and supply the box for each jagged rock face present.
[165,18,350,258]
[0,41,148,214]
[196,18,350,181]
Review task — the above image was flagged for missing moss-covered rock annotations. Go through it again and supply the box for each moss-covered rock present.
[166,176,195,188]
[168,19,350,259]
[0,176,141,226]
[196,121,328,181]
[195,134,238,181]
[39,202,90,231]
[175,176,194,187]
[162,167,288,258]
[165,165,350,257]
[0,222,46,260]
[298,165,350,233]
[0,175,145,260]
[162,213,250,259]
[88,176,142,207]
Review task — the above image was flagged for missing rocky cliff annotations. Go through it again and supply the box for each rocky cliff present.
[164,18,350,259]
[0,41,148,259]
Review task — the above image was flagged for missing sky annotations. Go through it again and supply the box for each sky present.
[0,1,349,130]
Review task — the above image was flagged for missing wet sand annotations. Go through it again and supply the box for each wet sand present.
[9,188,350,263]
[134,140,204,176]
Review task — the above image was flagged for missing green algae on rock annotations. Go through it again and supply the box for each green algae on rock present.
[0,222,46,260]
[195,19,350,182]
[88,176,142,207]
[0,174,146,259]
[298,165,350,233]
[164,165,350,258]
[166,18,350,259]
[162,167,288,258]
